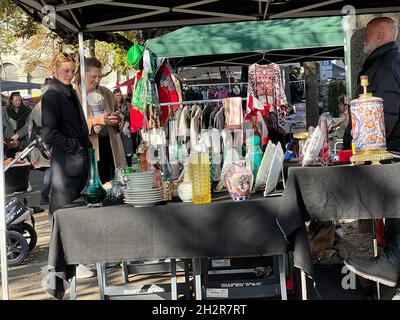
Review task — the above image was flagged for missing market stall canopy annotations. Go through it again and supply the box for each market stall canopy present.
[0,80,42,92]
[147,16,345,67]
[14,1,400,34]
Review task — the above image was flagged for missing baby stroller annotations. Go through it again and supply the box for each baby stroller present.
[3,136,51,266]
[5,198,36,266]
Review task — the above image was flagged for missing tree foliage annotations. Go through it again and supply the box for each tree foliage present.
[0,0,39,54]
[1,1,138,77]
[95,31,138,77]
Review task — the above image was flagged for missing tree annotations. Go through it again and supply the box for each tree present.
[0,0,38,54]
[95,31,138,78]
[1,1,157,78]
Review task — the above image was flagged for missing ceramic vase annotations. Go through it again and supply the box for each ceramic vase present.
[81,148,107,206]
[351,96,386,153]
[178,164,192,202]
[225,160,253,201]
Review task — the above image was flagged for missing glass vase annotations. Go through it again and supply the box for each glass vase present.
[81,148,107,206]
[246,135,263,181]
[189,152,211,204]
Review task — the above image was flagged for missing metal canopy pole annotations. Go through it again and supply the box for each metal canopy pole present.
[343,14,354,98]
[0,82,10,300]
[78,32,88,121]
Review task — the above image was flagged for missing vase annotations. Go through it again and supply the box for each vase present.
[178,163,192,202]
[225,160,253,201]
[246,135,263,182]
[108,169,124,204]
[351,96,386,153]
[189,152,211,204]
[81,148,107,206]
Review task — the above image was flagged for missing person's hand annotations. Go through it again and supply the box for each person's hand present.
[11,134,19,140]
[93,124,103,133]
[103,113,120,126]
[122,122,131,137]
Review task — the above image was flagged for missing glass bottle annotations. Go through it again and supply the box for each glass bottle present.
[109,170,124,204]
[245,135,263,182]
[189,152,211,204]
[81,148,107,206]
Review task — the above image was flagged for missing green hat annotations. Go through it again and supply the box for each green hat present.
[127,44,144,68]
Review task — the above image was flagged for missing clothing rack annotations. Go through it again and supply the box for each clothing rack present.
[183,82,248,87]
[158,97,248,107]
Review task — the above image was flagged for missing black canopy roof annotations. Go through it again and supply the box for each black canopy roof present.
[14,1,400,34]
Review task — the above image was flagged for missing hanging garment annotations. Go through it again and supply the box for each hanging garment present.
[247,63,288,133]
[190,107,203,152]
[214,107,225,131]
[177,106,190,140]
[168,115,178,166]
[222,97,243,130]
[201,104,213,129]
[173,108,187,163]
[210,128,222,181]
[215,87,230,99]
[133,72,156,113]
[170,72,183,103]
[256,111,269,145]
[190,104,200,119]
[155,64,180,125]
[208,105,221,129]
[130,71,145,133]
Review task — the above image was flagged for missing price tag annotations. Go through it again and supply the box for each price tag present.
[211,259,231,268]
[206,288,229,298]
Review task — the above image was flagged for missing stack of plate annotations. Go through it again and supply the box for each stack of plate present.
[124,171,163,207]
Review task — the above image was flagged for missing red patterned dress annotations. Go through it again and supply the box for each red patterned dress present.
[246,63,288,134]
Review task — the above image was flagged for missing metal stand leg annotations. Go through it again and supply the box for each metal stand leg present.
[278,255,287,300]
[372,221,381,300]
[300,270,308,300]
[184,259,191,300]
[96,263,106,300]
[70,274,76,300]
[122,262,129,283]
[192,258,202,300]
[281,166,286,189]
[171,259,178,300]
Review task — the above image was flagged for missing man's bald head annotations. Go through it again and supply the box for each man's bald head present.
[364,17,398,55]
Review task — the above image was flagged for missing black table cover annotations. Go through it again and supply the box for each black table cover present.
[46,195,288,299]
[277,162,400,278]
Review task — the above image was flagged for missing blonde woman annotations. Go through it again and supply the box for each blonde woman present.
[41,53,91,214]
[41,53,95,279]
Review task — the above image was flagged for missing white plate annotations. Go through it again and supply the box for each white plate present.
[124,193,163,198]
[264,143,284,196]
[128,175,154,179]
[127,203,159,207]
[128,172,154,177]
[127,183,155,188]
[128,180,154,186]
[124,195,164,200]
[254,141,276,191]
[126,201,160,207]
[125,187,162,192]
[125,192,163,196]
[124,197,163,202]
[127,179,154,184]
[125,199,163,203]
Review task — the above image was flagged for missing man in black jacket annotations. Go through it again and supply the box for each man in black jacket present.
[344,17,400,291]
